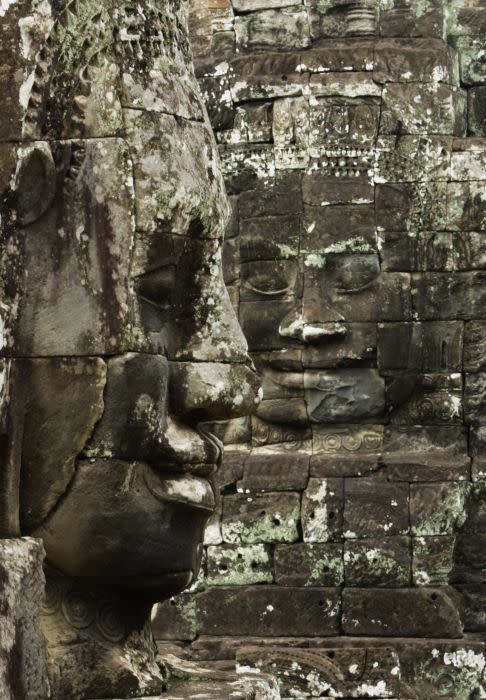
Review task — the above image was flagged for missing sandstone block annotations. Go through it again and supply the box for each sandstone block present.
[235,9,311,50]
[222,492,300,544]
[375,135,452,183]
[229,53,305,103]
[447,181,486,231]
[152,594,197,641]
[375,182,448,232]
[274,543,344,587]
[465,322,486,372]
[0,538,49,700]
[374,39,456,85]
[343,478,409,538]
[304,369,385,423]
[342,588,463,638]
[235,645,401,699]
[412,272,486,320]
[377,321,463,371]
[197,586,341,636]
[238,450,309,492]
[412,535,456,586]
[468,86,486,136]
[380,83,466,136]
[20,358,106,530]
[410,482,469,536]
[206,544,273,586]
[465,373,486,424]
[301,478,344,543]
[344,536,411,587]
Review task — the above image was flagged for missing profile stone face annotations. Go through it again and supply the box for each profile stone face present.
[0,1,261,697]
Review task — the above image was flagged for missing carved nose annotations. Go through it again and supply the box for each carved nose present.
[169,361,263,422]
[279,309,347,343]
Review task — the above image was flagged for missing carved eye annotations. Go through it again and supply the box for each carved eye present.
[135,265,176,307]
[331,253,380,293]
[244,273,290,297]
[241,261,297,298]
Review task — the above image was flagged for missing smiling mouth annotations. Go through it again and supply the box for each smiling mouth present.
[142,428,223,512]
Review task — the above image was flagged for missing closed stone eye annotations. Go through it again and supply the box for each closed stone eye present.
[134,265,176,307]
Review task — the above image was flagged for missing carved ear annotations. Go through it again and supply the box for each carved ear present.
[14,144,56,226]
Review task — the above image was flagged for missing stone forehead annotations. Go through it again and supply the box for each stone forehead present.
[1,0,202,141]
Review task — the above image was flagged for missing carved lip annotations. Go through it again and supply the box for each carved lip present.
[198,428,224,468]
[144,470,216,512]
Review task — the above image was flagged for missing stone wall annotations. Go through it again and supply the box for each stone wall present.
[154,1,486,696]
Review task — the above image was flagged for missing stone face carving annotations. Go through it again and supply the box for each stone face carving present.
[0,1,263,698]
[154,1,486,697]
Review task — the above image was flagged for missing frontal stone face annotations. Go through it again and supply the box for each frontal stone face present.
[153,3,486,696]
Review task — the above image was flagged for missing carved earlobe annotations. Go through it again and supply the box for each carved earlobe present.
[14,143,56,226]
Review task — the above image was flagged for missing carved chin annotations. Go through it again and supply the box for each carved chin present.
[32,460,212,598]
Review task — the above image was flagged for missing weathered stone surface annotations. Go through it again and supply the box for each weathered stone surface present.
[197,587,341,636]
[410,482,469,536]
[251,416,312,449]
[235,645,401,700]
[451,139,486,181]
[1,0,264,696]
[310,454,381,479]
[304,369,385,422]
[380,83,466,136]
[412,272,486,320]
[5,139,135,356]
[313,424,384,456]
[87,353,168,462]
[274,543,344,587]
[377,322,463,371]
[379,0,445,37]
[375,135,452,184]
[454,584,486,633]
[303,43,375,73]
[375,182,448,232]
[162,653,281,699]
[465,373,486,424]
[152,595,198,642]
[344,536,410,587]
[302,173,374,207]
[468,86,486,136]
[397,640,486,700]
[222,492,300,544]
[238,449,309,492]
[235,9,311,51]
[301,324,377,369]
[0,538,49,700]
[373,39,456,85]
[255,398,308,426]
[413,535,456,586]
[206,544,274,586]
[239,214,300,263]
[381,453,470,482]
[229,54,305,103]
[464,321,486,372]
[342,588,463,638]
[20,358,106,530]
[301,477,344,543]
[447,181,486,230]
[343,478,409,538]
[382,424,468,456]
[386,372,463,425]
